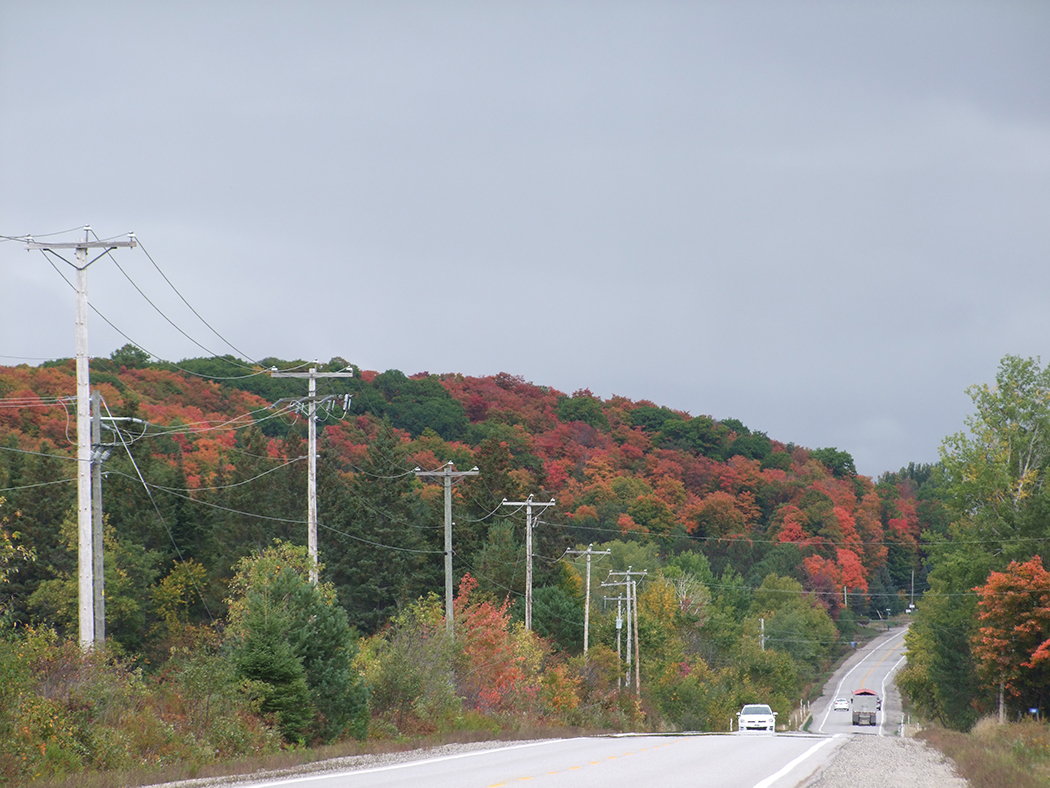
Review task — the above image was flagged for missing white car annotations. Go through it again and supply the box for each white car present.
[833,697,850,711]
[737,703,777,732]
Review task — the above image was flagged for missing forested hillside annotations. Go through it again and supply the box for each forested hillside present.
[0,348,941,781]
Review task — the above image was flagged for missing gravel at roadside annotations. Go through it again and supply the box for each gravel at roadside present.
[805,735,968,788]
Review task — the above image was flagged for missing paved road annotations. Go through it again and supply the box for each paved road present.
[231,627,914,788]
[813,625,909,737]
[244,734,847,788]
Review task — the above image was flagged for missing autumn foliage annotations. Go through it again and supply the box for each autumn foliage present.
[0,351,941,778]
[973,557,1050,703]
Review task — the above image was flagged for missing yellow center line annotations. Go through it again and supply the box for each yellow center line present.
[859,634,904,688]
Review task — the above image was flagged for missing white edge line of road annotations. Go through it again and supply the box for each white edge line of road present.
[751,735,843,788]
[878,653,908,737]
[241,739,579,787]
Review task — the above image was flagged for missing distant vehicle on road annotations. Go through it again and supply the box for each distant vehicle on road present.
[737,704,777,732]
[851,689,879,726]
[833,697,849,711]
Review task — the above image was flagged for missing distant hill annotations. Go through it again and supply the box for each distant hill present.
[0,351,939,647]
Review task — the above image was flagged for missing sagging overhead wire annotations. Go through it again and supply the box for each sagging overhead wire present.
[102,396,215,622]
[134,402,301,440]
[317,520,445,555]
[38,251,263,381]
[31,233,310,381]
[0,477,77,493]
[0,226,86,242]
[103,456,306,495]
[106,251,246,365]
[87,229,257,369]
[135,237,260,365]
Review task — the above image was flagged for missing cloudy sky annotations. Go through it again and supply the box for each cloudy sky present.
[1,2,1048,477]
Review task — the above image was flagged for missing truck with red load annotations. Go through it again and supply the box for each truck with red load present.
[851,688,880,726]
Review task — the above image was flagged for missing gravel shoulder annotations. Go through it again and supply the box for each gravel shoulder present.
[804,735,968,788]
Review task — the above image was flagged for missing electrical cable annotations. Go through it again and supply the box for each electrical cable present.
[1,226,89,242]
[103,456,306,494]
[317,520,445,555]
[102,397,214,621]
[136,238,260,365]
[88,228,259,367]
[106,251,245,364]
[136,402,300,439]
[0,477,77,493]
[37,248,281,382]
[0,443,78,463]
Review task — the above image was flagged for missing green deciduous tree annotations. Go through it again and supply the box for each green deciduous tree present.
[557,390,609,430]
[810,447,857,478]
[941,355,1050,554]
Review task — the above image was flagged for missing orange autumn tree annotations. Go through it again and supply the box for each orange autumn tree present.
[973,557,1050,710]
[454,573,540,714]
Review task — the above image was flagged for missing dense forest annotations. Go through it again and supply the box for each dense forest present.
[0,347,945,781]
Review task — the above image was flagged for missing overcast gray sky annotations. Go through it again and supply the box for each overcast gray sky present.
[2,1,1048,477]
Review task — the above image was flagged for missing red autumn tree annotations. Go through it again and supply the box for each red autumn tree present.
[972,557,1050,706]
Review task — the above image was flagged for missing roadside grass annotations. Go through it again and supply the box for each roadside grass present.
[918,717,1050,788]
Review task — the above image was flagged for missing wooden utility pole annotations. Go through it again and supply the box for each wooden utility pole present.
[604,567,647,693]
[91,391,105,644]
[564,544,610,654]
[25,227,136,651]
[270,363,353,583]
[604,594,627,687]
[500,495,555,631]
[414,462,479,637]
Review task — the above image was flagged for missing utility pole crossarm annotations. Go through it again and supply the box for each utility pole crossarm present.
[602,566,647,695]
[564,544,611,655]
[269,364,354,584]
[501,495,555,632]
[270,372,355,379]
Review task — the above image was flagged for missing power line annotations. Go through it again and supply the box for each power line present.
[0,477,77,493]
[106,251,246,363]
[135,238,259,364]
[102,397,214,625]
[33,243,299,382]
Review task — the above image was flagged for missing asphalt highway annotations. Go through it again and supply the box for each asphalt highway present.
[244,733,847,788]
[813,625,909,737]
[231,625,913,788]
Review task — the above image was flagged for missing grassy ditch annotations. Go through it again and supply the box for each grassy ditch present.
[918,717,1050,788]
